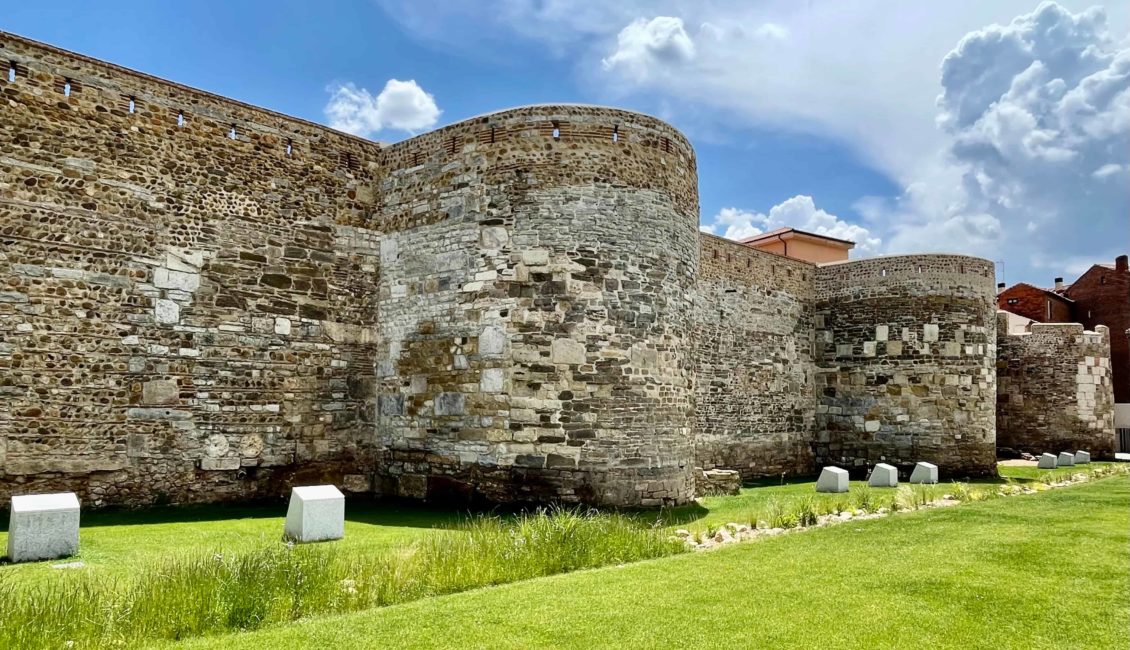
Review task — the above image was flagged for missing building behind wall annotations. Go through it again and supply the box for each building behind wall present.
[0,32,1001,509]
[998,255,1130,450]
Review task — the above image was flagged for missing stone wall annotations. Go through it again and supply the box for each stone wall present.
[1,32,1012,508]
[996,319,1115,458]
[813,255,998,478]
[0,32,382,507]
[694,235,815,479]
[373,107,700,507]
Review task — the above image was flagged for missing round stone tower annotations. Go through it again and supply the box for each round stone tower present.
[374,105,699,506]
[812,254,998,477]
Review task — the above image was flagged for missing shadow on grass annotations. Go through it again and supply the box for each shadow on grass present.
[0,496,468,534]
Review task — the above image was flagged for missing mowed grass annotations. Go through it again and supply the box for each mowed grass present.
[0,498,461,582]
[651,461,1120,531]
[173,475,1130,650]
[0,462,1116,580]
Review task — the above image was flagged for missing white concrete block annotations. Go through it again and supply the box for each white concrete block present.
[7,492,80,562]
[909,461,938,484]
[868,463,899,487]
[1074,450,1091,464]
[1037,453,1058,469]
[816,466,849,493]
[284,485,344,543]
[1057,452,1075,467]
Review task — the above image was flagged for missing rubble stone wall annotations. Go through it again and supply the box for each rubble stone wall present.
[0,32,382,507]
[1,32,1011,508]
[813,255,998,478]
[373,107,700,507]
[694,235,815,479]
[996,319,1115,458]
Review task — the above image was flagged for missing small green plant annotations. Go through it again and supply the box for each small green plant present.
[851,485,875,512]
[794,496,819,527]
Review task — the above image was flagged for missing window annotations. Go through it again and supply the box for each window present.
[6,62,15,83]
[285,139,293,156]
[177,111,185,127]
[551,122,560,140]
[63,79,72,97]
[612,125,619,143]
[1007,298,1019,305]
[128,97,136,114]
[229,124,237,140]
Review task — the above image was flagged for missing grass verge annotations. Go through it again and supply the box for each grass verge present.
[173,474,1130,649]
[0,508,683,649]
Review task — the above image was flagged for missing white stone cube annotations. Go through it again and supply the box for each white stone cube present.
[1074,450,1091,464]
[1037,453,1058,469]
[909,461,938,484]
[1057,452,1075,467]
[869,463,899,487]
[7,492,80,563]
[816,466,849,493]
[284,485,344,543]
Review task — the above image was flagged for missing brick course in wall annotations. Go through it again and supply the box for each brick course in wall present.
[813,255,999,478]
[1,32,1010,507]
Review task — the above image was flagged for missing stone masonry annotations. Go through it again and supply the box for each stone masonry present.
[1,32,1006,508]
[996,318,1116,458]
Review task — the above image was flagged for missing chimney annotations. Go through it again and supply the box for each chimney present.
[1054,277,1064,291]
[1117,255,1128,272]
[996,282,1006,294]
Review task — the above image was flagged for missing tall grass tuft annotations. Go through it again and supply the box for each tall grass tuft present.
[0,507,684,649]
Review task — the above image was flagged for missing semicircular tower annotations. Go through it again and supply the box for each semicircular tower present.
[813,254,998,477]
[373,105,699,507]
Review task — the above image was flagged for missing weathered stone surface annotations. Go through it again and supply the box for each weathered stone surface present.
[813,256,998,478]
[0,32,1011,511]
[141,380,179,405]
[1038,453,1058,469]
[284,485,345,543]
[909,462,938,484]
[1057,452,1075,467]
[1074,450,1091,464]
[695,468,741,496]
[868,463,898,487]
[7,493,80,562]
[816,466,849,493]
[997,320,1115,459]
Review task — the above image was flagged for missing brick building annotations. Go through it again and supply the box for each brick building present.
[996,283,1074,323]
[1064,256,1130,432]
[998,255,1130,445]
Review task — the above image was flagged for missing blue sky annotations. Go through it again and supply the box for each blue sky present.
[4,1,1127,286]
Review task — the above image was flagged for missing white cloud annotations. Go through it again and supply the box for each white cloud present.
[886,2,1129,270]
[324,79,441,138]
[374,1,1129,282]
[602,16,696,79]
[709,196,881,256]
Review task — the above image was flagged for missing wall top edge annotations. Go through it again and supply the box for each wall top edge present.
[0,30,382,149]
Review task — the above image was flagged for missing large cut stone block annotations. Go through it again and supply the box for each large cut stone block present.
[7,492,80,562]
[909,462,938,484]
[1074,450,1090,464]
[868,463,898,487]
[1037,453,1057,469]
[1057,452,1075,467]
[816,466,849,493]
[284,485,344,543]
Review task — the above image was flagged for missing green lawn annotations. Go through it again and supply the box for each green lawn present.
[0,462,1115,581]
[172,474,1130,649]
[0,498,461,582]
